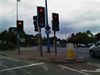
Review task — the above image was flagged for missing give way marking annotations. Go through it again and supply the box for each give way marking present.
[58,65,90,75]
[81,69,100,73]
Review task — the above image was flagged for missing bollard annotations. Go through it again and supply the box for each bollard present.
[66,43,76,61]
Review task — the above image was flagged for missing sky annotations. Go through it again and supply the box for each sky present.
[0,0,100,39]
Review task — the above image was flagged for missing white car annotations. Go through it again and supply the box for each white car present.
[89,40,100,57]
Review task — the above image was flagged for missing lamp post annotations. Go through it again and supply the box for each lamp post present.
[45,0,50,53]
[16,0,20,54]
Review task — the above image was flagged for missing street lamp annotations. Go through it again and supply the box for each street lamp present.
[16,0,20,54]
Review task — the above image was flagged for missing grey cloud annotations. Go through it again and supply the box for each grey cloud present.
[59,25,78,34]
[76,10,100,21]
[81,24,100,33]
[0,0,100,38]
[0,18,16,31]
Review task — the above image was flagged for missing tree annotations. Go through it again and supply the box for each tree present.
[95,33,100,41]
[7,31,17,44]
[0,30,7,41]
[71,31,95,46]
[86,30,93,37]
[67,33,75,43]
[0,30,16,50]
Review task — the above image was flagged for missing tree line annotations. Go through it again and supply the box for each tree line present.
[67,30,100,46]
[0,29,100,50]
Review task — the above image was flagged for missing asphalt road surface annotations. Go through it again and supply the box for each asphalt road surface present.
[0,47,100,75]
[0,57,87,75]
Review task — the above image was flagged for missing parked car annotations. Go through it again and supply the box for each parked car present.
[89,40,100,57]
[78,44,87,47]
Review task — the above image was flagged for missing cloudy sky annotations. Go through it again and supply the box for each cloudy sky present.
[0,0,100,38]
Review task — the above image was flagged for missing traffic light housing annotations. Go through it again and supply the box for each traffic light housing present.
[17,20,23,32]
[37,6,45,28]
[52,13,59,31]
[33,16,38,32]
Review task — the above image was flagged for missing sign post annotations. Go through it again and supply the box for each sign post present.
[54,31,57,55]
[45,0,50,53]
[52,13,59,55]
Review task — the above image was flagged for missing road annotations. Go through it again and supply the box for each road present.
[0,57,87,75]
[0,47,100,75]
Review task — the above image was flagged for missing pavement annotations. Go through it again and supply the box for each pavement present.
[0,46,84,63]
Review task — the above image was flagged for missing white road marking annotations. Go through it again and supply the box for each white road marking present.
[9,62,32,75]
[20,68,32,75]
[0,57,33,64]
[41,65,48,71]
[81,69,100,72]
[88,63,100,68]
[0,62,44,72]
[58,65,90,75]
[0,56,37,75]
[0,63,17,75]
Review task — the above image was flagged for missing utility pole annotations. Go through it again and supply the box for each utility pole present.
[45,0,50,53]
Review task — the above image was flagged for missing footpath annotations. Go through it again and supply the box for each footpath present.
[0,46,84,63]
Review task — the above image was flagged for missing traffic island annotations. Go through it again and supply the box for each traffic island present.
[31,51,85,64]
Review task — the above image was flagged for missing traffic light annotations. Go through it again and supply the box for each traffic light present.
[52,13,59,31]
[17,20,23,32]
[37,6,45,28]
[33,16,38,31]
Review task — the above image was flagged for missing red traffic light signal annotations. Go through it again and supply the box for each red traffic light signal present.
[17,20,23,31]
[37,6,45,28]
[39,8,43,13]
[52,13,59,23]
[52,13,59,31]
[37,7,45,14]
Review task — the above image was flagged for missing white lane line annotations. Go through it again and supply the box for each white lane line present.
[58,65,90,75]
[0,62,44,72]
[81,69,100,72]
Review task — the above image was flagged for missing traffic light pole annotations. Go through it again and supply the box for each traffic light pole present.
[16,0,20,55]
[45,0,50,53]
[39,27,43,56]
[54,31,57,55]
